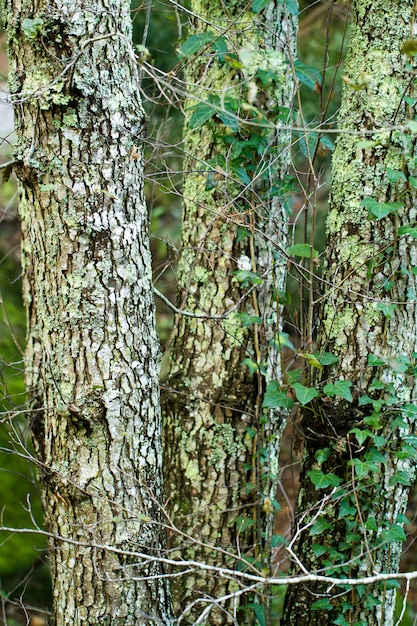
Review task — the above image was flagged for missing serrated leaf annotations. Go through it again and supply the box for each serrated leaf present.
[271,533,286,547]
[178,32,216,58]
[292,383,319,405]
[262,381,294,409]
[323,380,353,402]
[286,243,318,258]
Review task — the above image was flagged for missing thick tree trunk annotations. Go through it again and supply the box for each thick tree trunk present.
[162,2,297,623]
[4,2,173,624]
[282,2,417,625]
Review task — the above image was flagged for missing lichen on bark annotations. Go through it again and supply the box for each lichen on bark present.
[282,2,417,625]
[5,1,173,624]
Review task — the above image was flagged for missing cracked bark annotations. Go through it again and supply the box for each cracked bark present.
[162,2,297,624]
[4,1,173,624]
[282,2,417,625]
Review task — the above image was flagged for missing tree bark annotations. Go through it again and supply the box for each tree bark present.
[282,2,417,625]
[4,1,173,624]
[162,2,297,623]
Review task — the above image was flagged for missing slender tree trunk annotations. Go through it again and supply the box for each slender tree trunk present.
[4,2,173,624]
[282,2,417,625]
[162,2,297,623]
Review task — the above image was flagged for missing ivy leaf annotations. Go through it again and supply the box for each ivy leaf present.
[22,17,44,39]
[338,499,356,519]
[252,0,270,12]
[398,225,417,238]
[315,447,331,465]
[311,598,333,610]
[309,517,332,536]
[323,380,353,402]
[381,524,406,542]
[308,469,342,489]
[178,32,216,58]
[389,470,411,486]
[349,428,374,446]
[286,243,318,258]
[317,352,338,366]
[368,354,385,366]
[376,302,397,318]
[292,383,319,405]
[262,382,294,409]
[188,102,216,129]
[294,60,321,90]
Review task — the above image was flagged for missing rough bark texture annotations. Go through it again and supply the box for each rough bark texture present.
[282,2,417,625]
[4,1,173,624]
[162,2,297,624]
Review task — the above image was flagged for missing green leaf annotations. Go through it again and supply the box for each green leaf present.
[376,302,397,318]
[398,225,417,238]
[241,358,258,374]
[368,354,385,366]
[285,0,298,15]
[178,32,216,58]
[294,60,320,90]
[380,579,401,590]
[262,382,294,409]
[315,447,331,465]
[308,469,342,489]
[286,243,318,258]
[218,110,239,132]
[311,598,332,610]
[309,517,332,536]
[272,332,296,352]
[349,428,374,446]
[386,168,407,183]
[317,352,338,366]
[252,0,270,12]
[365,516,378,531]
[292,383,319,405]
[381,524,406,542]
[271,533,286,547]
[248,603,266,626]
[188,102,216,129]
[338,499,356,519]
[407,120,417,133]
[312,544,327,557]
[323,380,353,402]
[389,470,411,486]
[22,17,44,39]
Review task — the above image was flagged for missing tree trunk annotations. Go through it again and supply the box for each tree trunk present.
[282,1,417,625]
[162,2,297,623]
[4,2,173,624]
